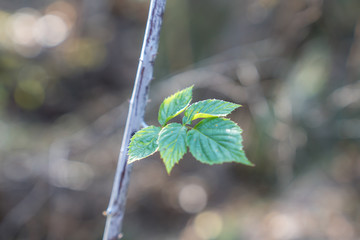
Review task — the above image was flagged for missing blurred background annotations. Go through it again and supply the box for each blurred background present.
[0,0,359,239]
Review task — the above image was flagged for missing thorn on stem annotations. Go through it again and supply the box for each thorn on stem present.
[103,208,114,217]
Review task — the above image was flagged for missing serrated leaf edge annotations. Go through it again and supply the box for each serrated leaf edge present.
[158,85,194,126]
[183,99,241,125]
[127,126,161,164]
[158,123,188,174]
[187,117,254,166]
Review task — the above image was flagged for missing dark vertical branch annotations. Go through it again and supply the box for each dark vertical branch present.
[102,0,167,239]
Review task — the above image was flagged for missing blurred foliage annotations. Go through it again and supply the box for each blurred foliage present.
[0,0,360,239]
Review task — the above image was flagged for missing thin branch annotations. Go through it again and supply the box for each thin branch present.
[102,0,167,239]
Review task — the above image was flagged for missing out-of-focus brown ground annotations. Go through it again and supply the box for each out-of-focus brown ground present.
[0,0,359,239]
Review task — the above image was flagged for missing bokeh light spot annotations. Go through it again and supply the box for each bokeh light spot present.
[6,8,42,57]
[179,184,207,213]
[14,79,45,110]
[46,1,77,28]
[33,14,69,47]
[64,38,106,69]
[193,211,223,239]
[50,160,94,190]
[7,8,39,46]
[265,211,300,240]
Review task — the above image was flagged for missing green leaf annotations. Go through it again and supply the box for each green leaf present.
[128,126,161,163]
[158,123,188,174]
[183,99,241,125]
[187,117,253,166]
[158,86,193,126]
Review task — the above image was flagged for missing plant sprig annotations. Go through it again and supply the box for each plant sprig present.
[128,86,253,174]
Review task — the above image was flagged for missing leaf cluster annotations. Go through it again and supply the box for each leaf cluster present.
[128,86,253,174]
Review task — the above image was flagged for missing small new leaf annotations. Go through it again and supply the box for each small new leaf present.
[128,126,161,163]
[158,86,193,126]
[183,99,241,125]
[158,123,187,174]
[187,117,253,166]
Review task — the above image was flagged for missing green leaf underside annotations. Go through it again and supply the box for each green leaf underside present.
[183,99,241,125]
[187,118,253,166]
[158,86,193,126]
[128,126,161,163]
[158,123,187,174]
